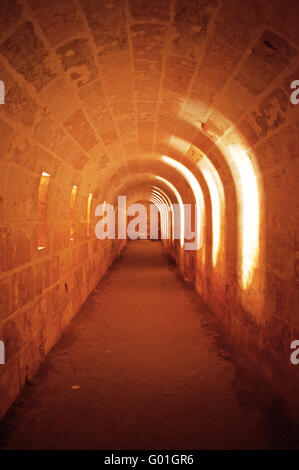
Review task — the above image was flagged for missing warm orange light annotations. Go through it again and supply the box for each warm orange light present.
[152,187,174,241]
[197,155,224,266]
[70,185,78,240]
[169,136,191,155]
[87,193,93,237]
[150,193,166,237]
[155,176,184,248]
[225,144,260,288]
[151,189,172,239]
[150,194,168,238]
[161,156,204,250]
[37,171,51,250]
[149,197,164,237]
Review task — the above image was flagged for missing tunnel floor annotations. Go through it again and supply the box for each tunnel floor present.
[0,241,296,450]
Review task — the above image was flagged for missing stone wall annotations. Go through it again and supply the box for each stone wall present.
[0,0,298,422]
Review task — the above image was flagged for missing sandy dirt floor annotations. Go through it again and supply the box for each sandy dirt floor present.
[0,241,298,450]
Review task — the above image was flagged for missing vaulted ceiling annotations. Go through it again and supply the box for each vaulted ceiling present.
[1,0,298,203]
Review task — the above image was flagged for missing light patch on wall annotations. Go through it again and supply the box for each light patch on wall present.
[70,185,78,241]
[180,99,210,128]
[0,80,5,104]
[0,340,5,365]
[226,145,260,289]
[150,194,168,239]
[150,194,165,237]
[152,190,170,237]
[152,186,174,241]
[155,176,184,248]
[87,193,93,237]
[161,156,204,250]
[38,172,51,250]
[169,136,191,155]
[197,155,225,266]
[149,197,163,237]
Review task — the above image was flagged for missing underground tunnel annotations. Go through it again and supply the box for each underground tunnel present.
[0,0,299,451]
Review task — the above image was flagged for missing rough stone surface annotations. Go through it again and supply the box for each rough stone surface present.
[0,0,298,430]
[1,241,297,450]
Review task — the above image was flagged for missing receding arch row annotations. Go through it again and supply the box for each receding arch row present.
[99,132,262,298]
[101,157,223,284]
[162,119,262,291]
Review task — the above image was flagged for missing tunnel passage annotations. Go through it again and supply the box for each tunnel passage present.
[0,240,293,450]
[0,0,299,433]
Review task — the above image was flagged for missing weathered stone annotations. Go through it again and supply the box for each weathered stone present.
[0,0,298,427]
[80,0,127,55]
[28,0,85,47]
[128,0,170,21]
[64,109,98,152]
[56,38,98,88]
[4,83,40,127]
[163,56,196,94]
[171,0,217,59]
[0,274,18,322]
[0,0,23,43]
[0,22,56,91]
[236,30,297,96]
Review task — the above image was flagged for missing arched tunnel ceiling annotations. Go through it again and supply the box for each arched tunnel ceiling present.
[1,0,298,198]
[1,0,299,427]
[110,173,180,207]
